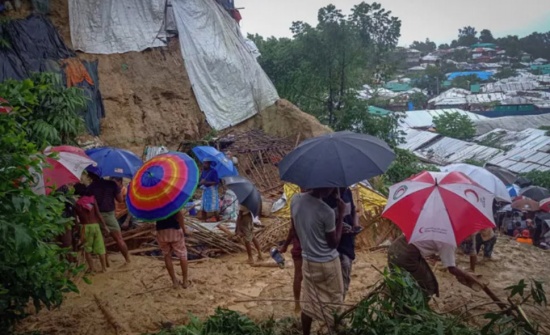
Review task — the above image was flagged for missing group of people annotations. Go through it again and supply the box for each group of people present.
[499,211,546,246]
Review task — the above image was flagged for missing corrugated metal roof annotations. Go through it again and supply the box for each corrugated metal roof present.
[414,136,501,165]
[400,108,487,128]
[398,128,440,151]
[475,114,550,135]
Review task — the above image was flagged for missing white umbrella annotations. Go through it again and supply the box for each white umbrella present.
[440,163,511,202]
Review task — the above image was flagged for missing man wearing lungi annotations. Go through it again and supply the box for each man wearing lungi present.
[291,188,345,335]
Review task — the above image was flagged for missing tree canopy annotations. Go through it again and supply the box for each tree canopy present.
[433,112,476,140]
[410,38,436,54]
[250,2,401,133]
[479,29,495,43]
[457,26,478,46]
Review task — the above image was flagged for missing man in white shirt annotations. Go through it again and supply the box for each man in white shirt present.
[388,235,477,299]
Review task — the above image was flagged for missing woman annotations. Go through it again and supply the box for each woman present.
[199,159,220,222]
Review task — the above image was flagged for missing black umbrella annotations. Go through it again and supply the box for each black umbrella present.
[520,185,550,202]
[515,176,532,188]
[278,131,395,189]
[484,165,517,185]
[222,176,262,216]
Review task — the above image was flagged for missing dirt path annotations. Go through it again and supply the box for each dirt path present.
[18,237,550,334]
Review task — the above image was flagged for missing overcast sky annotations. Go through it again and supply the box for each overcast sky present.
[237,0,550,46]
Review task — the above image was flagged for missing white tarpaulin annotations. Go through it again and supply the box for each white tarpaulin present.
[69,0,168,54]
[172,0,279,130]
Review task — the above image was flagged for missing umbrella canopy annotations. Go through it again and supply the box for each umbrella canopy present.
[484,166,516,185]
[540,198,550,213]
[278,131,395,189]
[440,163,511,202]
[515,176,532,188]
[127,152,199,221]
[382,171,495,246]
[192,146,238,178]
[507,184,521,198]
[222,175,262,216]
[85,147,143,178]
[511,197,539,212]
[31,146,95,195]
[520,185,550,202]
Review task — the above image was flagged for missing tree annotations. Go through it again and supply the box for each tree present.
[496,35,522,59]
[450,74,480,90]
[433,112,476,140]
[0,110,80,332]
[493,68,518,80]
[438,43,450,50]
[520,31,550,60]
[449,48,470,62]
[457,26,478,47]
[479,29,495,43]
[0,73,86,149]
[253,2,401,129]
[385,148,436,184]
[410,38,436,54]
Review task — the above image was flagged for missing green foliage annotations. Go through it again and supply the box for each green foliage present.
[450,74,481,90]
[409,92,428,110]
[479,29,495,44]
[152,308,300,335]
[384,148,437,184]
[463,158,486,167]
[0,73,86,149]
[410,38,436,54]
[457,26,478,47]
[251,2,401,129]
[520,170,550,190]
[433,112,476,140]
[449,48,470,62]
[338,268,479,335]
[0,112,81,332]
[493,68,518,80]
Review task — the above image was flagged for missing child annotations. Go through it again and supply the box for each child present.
[156,210,191,288]
[74,183,108,273]
[236,205,263,264]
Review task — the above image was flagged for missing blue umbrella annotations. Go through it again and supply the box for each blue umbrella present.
[192,146,238,178]
[507,184,520,198]
[85,147,143,178]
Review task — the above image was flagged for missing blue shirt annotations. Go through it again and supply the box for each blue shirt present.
[200,168,219,185]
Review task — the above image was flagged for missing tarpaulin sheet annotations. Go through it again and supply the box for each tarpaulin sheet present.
[68,0,167,54]
[6,15,74,73]
[79,60,105,136]
[172,0,279,130]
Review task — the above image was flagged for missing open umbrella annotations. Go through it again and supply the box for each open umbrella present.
[539,198,550,212]
[485,166,516,185]
[192,146,238,178]
[507,184,521,198]
[278,131,395,189]
[520,185,550,202]
[515,176,532,188]
[222,175,262,216]
[382,171,495,246]
[511,197,539,212]
[440,163,511,202]
[31,146,95,195]
[85,147,143,178]
[127,152,199,221]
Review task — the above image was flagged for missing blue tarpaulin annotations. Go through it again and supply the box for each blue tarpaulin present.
[447,71,493,81]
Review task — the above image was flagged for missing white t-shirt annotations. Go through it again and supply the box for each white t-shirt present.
[413,240,456,267]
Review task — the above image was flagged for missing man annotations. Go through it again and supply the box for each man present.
[291,188,345,335]
[199,159,220,222]
[279,222,303,315]
[235,205,263,264]
[388,235,478,300]
[74,183,108,273]
[323,188,358,300]
[112,177,134,230]
[86,168,130,264]
[156,210,191,288]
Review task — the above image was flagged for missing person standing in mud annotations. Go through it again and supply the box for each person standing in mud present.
[155,210,191,288]
[112,177,135,230]
[291,188,345,335]
[86,168,131,265]
[279,218,303,315]
[199,159,220,222]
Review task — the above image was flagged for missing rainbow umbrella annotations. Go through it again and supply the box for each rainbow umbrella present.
[127,152,199,221]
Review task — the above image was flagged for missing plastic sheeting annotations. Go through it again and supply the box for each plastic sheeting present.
[79,61,105,136]
[68,0,168,54]
[6,15,74,73]
[172,0,279,130]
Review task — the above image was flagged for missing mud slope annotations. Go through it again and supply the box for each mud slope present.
[45,1,329,153]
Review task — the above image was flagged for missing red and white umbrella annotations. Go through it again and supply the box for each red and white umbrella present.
[382,171,495,246]
[540,198,550,212]
[30,146,95,195]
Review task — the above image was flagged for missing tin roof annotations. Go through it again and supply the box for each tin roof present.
[400,108,487,129]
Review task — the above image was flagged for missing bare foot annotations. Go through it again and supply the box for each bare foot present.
[182,280,190,289]
[257,255,264,261]
[172,279,182,288]
[247,258,255,264]
[294,303,301,315]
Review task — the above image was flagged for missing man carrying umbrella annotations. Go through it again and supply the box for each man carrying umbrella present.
[86,168,131,265]
[199,159,221,222]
